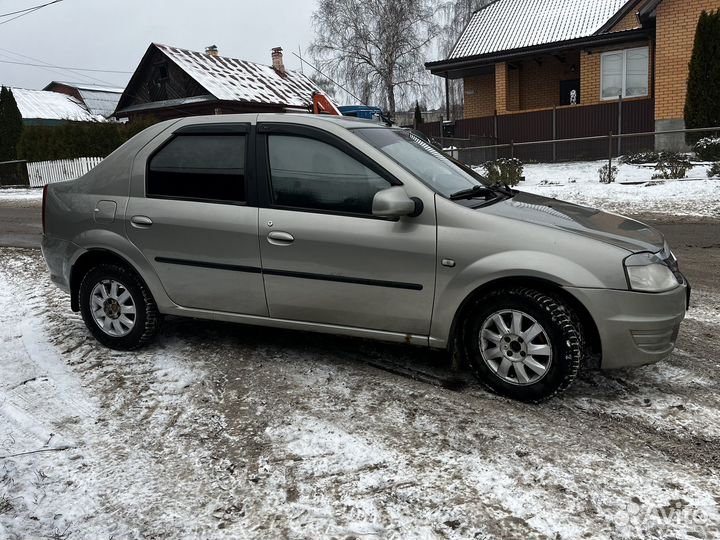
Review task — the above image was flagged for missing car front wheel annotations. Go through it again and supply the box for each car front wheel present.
[79,263,160,350]
[463,288,583,402]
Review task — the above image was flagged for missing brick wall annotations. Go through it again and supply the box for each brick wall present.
[463,73,495,118]
[655,0,717,121]
[516,52,580,110]
[580,40,652,106]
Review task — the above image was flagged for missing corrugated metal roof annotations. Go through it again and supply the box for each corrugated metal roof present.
[47,82,124,118]
[76,88,122,118]
[11,88,105,122]
[155,44,321,107]
[450,0,632,59]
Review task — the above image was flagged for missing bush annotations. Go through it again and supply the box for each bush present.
[482,158,523,187]
[652,152,693,179]
[16,117,158,162]
[619,151,660,165]
[598,164,618,183]
[694,137,720,161]
[708,162,720,178]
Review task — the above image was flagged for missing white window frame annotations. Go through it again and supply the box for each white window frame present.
[600,46,649,100]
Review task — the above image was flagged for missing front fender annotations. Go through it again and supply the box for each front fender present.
[429,250,614,348]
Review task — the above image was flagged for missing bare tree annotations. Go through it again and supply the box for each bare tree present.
[431,0,494,118]
[310,0,438,115]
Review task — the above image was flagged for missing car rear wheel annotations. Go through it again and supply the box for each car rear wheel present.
[79,263,160,350]
[463,288,583,402]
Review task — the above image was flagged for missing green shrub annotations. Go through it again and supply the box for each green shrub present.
[652,152,693,179]
[619,151,660,165]
[694,137,720,161]
[708,162,720,178]
[598,164,618,183]
[16,117,157,162]
[482,158,523,187]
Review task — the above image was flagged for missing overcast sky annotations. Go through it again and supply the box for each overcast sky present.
[0,0,318,90]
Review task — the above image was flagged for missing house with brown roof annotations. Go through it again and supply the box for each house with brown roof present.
[426,0,717,151]
[114,44,323,121]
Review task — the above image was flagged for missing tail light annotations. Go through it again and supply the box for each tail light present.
[42,184,48,234]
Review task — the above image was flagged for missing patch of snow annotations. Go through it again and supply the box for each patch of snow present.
[517,160,720,217]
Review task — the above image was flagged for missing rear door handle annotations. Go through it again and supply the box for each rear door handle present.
[267,231,294,245]
[130,215,153,228]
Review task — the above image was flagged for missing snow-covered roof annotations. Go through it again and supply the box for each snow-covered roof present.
[11,88,105,123]
[449,0,633,60]
[45,82,124,118]
[155,43,321,107]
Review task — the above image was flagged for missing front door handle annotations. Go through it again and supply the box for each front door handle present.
[267,231,294,245]
[130,215,153,228]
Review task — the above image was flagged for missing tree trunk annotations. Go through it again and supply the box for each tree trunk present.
[386,83,396,116]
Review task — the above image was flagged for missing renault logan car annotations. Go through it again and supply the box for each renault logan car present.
[41,114,689,401]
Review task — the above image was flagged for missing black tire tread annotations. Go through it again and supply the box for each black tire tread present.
[78,263,160,350]
[461,287,583,403]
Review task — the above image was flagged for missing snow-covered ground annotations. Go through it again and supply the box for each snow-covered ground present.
[518,160,720,218]
[1,247,720,539]
[0,188,42,208]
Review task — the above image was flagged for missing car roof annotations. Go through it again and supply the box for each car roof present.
[171,112,386,130]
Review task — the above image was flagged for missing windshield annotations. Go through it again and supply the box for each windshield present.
[353,127,491,197]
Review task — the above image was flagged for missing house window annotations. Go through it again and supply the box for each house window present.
[601,47,649,100]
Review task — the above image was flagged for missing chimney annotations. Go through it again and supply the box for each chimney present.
[205,45,219,57]
[271,47,286,75]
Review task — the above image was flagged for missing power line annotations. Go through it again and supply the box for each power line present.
[0,0,62,25]
[0,47,121,86]
[0,0,63,19]
[290,52,365,105]
[0,58,132,74]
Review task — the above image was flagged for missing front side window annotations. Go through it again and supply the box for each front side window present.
[267,135,391,215]
[601,47,649,99]
[353,127,490,198]
[148,134,246,203]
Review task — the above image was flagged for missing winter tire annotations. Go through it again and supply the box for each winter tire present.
[463,288,583,402]
[79,263,160,350]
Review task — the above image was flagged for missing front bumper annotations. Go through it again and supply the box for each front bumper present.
[565,284,688,369]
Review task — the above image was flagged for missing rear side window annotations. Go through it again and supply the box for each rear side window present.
[268,135,390,215]
[148,134,246,203]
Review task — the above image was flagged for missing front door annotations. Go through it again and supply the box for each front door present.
[126,125,267,316]
[256,125,436,335]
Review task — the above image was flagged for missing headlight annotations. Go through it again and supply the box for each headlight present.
[624,252,679,293]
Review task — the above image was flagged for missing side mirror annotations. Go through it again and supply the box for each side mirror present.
[372,186,423,218]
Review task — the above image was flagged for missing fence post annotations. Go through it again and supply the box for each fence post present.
[510,139,514,159]
[552,106,557,162]
[608,131,614,181]
[617,95,623,157]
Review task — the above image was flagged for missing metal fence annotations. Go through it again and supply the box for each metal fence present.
[428,127,720,168]
[26,157,103,187]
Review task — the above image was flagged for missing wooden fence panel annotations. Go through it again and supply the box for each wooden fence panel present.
[26,157,104,187]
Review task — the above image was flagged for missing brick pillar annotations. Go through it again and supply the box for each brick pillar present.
[495,62,508,114]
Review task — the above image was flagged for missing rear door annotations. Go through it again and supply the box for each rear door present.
[125,123,267,316]
[256,123,436,336]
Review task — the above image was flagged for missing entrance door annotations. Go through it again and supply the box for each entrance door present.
[560,79,581,105]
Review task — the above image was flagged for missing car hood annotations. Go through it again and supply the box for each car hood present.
[481,191,665,253]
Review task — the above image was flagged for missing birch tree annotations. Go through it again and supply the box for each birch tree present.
[310,0,437,115]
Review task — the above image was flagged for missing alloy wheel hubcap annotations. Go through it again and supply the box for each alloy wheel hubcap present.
[90,280,136,337]
[479,309,553,386]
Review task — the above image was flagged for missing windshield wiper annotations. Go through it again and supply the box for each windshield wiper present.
[449,185,496,201]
